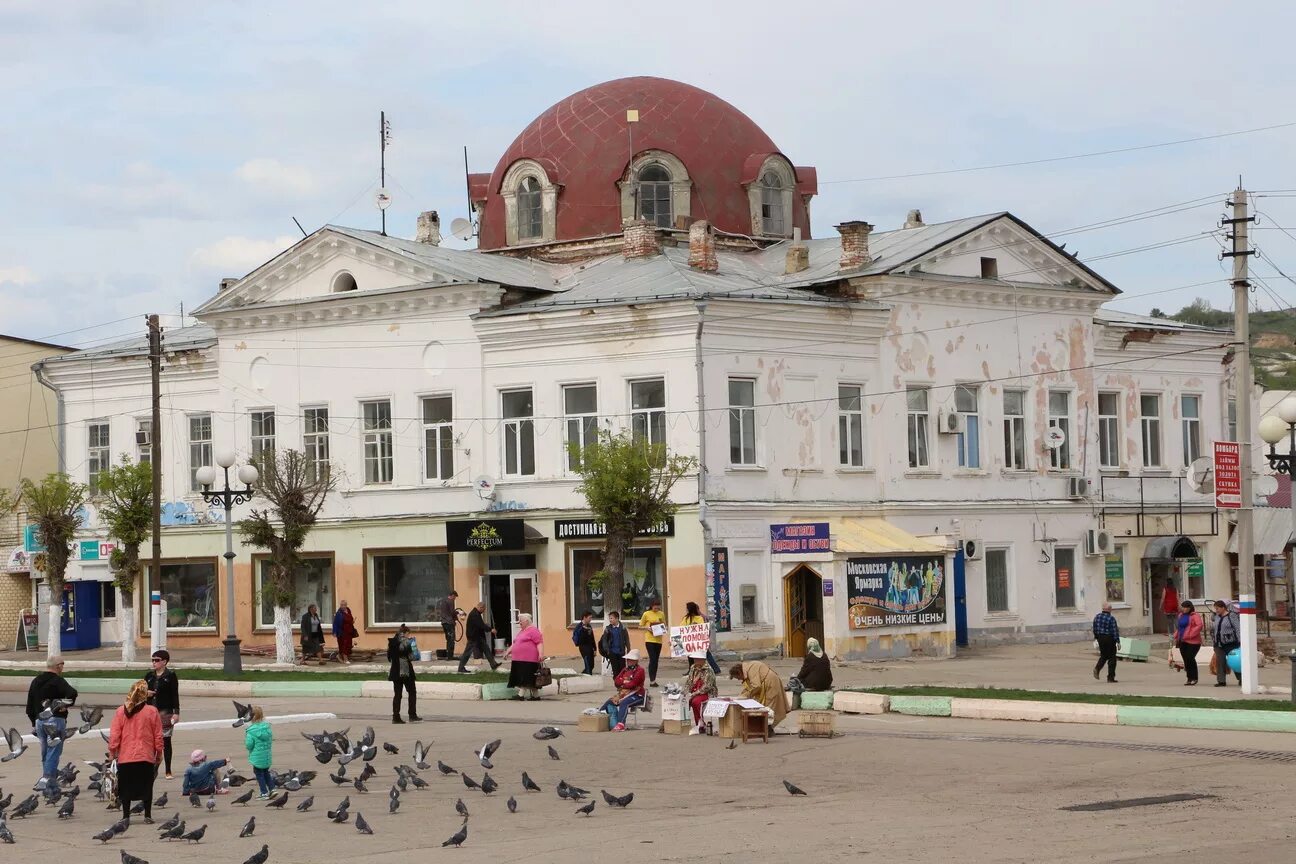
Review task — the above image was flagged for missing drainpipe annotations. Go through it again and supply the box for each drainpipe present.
[31,359,65,473]
[694,299,712,638]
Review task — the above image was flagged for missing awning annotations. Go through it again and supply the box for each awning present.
[830,518,947,555]
[523,524,548,545]
[1226,508,1293,555]
[1144,535,1201,560]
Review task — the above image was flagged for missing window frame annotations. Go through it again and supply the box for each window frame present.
[188,413,213,492]
[360,399,394,485]
[566,540,668,624]
[629,377,667,448]
[954,384,980,469]
[135,417,152,465]
[364,546,453,629]
[1139,392,1162,468]
[251,552,336,631]
[636,163,674,228]
[501,387,536,477]
[1003,388,1027,470]
[759,170,785,236]
[516,175,543,241]
[142,557,220,633]
[838,383,866,468]
[302,405,330,481]
[1097,391,1121,470]
[1181,393,1202,466]
[1053,546,1078,611]
[87,420,110,493]
[906,386,931,469]
[421,394,455,483]
[727,377,758,466]
[984,547,1012,614]
[1047,390,1072,471]
[562,382,599,473]
[250,409,276,462]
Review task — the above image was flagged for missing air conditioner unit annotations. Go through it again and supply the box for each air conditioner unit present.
[1068,477,1091,498]
[961,538,983,561]
[1085,528,1114,557]
[135,429,151,446]
[937,409,965,435]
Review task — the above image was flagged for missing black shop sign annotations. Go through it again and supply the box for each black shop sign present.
[446,519,526,552]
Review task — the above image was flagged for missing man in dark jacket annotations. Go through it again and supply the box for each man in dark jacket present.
[26,655,77,787]
[572,610,597,675]
[1212,600,1243,686]
[387,624,421,724]
[598,611,629,676]
[438,591,459,660]
[456,602,499,673]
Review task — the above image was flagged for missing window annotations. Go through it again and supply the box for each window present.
[906,387,930,468]
[100,582,117,619]
[1048,390,1071,470]
[331,272,357,293]
[517,176,542,241]
[1105,546,1126,604]
[985,548,1010,614]
[250,410,275,462]
[1053,547,1076,610]
[502,389,535,476]
[1098,392,1120,469]
[980,257,998,279]
[637,164,673,228]
[740,585,758,626]
[303,407,329,481]
[563,384,598,472]
[422,395,454,482]
[1140,394,1161,467]
[728,378,757,465]
[1227,399,1237,442]
[1003,389,1027,470]
[1181,395,1202,465]
[136,418,152,465]
[955,385,980,468]
[148,561,217,629]
[188,414,212,492]
[759,171,785,236]
[630,379,666,447]
[87,421,110,493]
[362,400,393,484]
[569,545,664,621]
[255,556,334,629]
[368,551,451,626]
[838,384,865,467]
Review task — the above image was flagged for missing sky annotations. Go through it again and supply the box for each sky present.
[3,0,1296,353]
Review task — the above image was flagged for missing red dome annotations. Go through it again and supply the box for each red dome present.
[475,76,814,250]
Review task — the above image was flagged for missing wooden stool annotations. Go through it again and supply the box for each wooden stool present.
[740,709,769,743]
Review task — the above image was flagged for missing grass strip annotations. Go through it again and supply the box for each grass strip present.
[858,685,1296,712]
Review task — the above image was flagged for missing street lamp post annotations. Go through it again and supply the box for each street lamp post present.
[1260,399,1296,639]
[195,450,259,676]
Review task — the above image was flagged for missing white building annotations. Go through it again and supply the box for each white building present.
[33,76,1246,659]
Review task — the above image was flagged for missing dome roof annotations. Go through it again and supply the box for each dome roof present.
[475,76,814,250]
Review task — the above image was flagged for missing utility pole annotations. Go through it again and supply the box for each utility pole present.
[1224,185,1258,694]
[147,316,162,625]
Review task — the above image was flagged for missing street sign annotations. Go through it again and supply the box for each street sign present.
[1213,441,1241,509]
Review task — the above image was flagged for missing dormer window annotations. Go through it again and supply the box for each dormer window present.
[637,164,673,228]
[517,176,543,241]
[331,271,358,292]
[760,171,785,236]
[747,155,795,238]
[500,159,558,246]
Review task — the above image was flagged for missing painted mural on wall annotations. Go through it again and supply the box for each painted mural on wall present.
[160,501,227,526]
[847,555,947,629]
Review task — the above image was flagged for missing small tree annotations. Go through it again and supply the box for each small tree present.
[573,431,696,619]
[239,449,334,664]
[21,473,87,658]
[95,457,152,663]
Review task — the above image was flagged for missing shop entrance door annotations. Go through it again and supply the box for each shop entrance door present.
[481,570,539,647]
[1145,561,1177,635]
[784,565,823,658]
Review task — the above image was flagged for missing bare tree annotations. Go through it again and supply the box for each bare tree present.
[239,449,335,664]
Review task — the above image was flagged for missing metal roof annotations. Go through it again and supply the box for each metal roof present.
[1095,309,1232,334]
[38,324,216,365]
[1226,508,1292,555]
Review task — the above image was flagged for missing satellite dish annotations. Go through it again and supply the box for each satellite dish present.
[1044,426,1066,450]
[450,217,474,240]
[1187,457,1214,493]
[376,188,392,210]
[1255,474,1279,496]
[473,475,497,501]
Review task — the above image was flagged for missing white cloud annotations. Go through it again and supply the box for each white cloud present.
[0,266,36,285]
[235,158,318,198]
[190,234,297,275]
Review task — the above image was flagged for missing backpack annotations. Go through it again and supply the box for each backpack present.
[572,625,582,647]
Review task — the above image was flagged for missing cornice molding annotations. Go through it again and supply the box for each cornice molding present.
[203,283,501,334]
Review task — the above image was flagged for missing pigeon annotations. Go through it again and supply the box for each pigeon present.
[234,789,255,806]
[226,773,250,787]
[231,701,254,728]
[188,793,201,808]
[295,796,314,813]
[159,821,185,840]
[521,772,541,792]
[10,795,38,818]
[93,826,118,843]
[92,816,129,842]
[601,790,634,808]
[78,706,104,735]
[383,743,398,755]
[506,796,517,814]
[265,792,288,809]
[153,792,167,808]
[481,773,498,795]
[180,824,207,843]
[239,816,256,838]
[726,740,737,750]
[353,779,368,793]
[359,763,376,782]
[547,746,560,761]
[476,738,501,769]
[359,727,375,748]
[328,808,349,824]
[407,774,428,790]
[782,780,808,796]
[129,800,146,815]
[329,772,349,786]
[441,822,467,847]
[436,760,456,776]
[39,698,76,720]
[455,798,469,819]
[556,782,570,801]
[120,852,148,864]
[388,795,400,814]
[533,726,563,740]
[57,796,75,818]
[412,741,431,771]
[1,727,28,762]
[242,844,270,864]
[360,746,378,762]
[206,795,216,812]
[334,795,351,812]
[0,820,13,843]
[575,800,595,816]
[156,813,180,833]
[461,773,480,792]
[355,813,373,835]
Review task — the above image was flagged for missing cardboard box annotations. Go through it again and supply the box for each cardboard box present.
[660,694,688,723]
[662,719,692,735]
[578,712,610,733]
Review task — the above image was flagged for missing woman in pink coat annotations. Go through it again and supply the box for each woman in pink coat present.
[503,613,544,701]
[108,680,164,822]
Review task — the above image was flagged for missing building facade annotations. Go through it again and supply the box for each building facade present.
[33,77,1246,659]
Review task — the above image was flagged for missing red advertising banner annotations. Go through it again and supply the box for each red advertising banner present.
[1213,441,1241,509]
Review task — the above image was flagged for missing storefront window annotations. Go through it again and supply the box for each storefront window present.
[149,561,217,629]
[569,545,664,621]
[256,556,334,629]
[368,551,451,626]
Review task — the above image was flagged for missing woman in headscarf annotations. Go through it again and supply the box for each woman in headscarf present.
[729,660,788,728]
[332,599,357,665]
[504,613,545,701]
[108,680,163,823]
[683,651,718,735]
[793,638,833,692]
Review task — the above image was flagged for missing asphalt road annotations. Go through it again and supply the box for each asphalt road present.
[1,691,1291,863]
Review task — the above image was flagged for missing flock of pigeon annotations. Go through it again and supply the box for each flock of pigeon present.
[0,698,812,859]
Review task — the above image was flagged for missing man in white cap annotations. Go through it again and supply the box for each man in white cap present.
[599,649,646,731]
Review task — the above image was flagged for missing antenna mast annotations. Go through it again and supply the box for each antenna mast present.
[379,111,392,235]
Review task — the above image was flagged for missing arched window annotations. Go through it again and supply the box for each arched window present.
[760,170,785,236]
[331,271,357,293]
[637,163,673,228]
[517,176,543,241]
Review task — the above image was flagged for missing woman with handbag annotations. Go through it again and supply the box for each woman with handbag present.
[504,613,545,701]
[333,600,357,664]
[108,680,164,823]
[1175,600,1203,685]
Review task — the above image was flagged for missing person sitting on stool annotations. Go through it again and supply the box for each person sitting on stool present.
[599,650,646,731]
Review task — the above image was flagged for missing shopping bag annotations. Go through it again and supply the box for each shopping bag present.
[1167,646,1184,670]
[1209,652,1219,676]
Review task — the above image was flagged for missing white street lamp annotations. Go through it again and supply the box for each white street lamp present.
[196,455,257,674]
